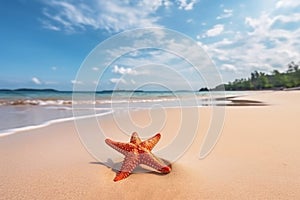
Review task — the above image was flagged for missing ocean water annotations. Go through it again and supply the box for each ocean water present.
[0,90,244,136]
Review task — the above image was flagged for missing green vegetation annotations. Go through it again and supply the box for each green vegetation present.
[223,61,300,91]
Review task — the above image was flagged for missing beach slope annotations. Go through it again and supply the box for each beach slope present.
[1,91,300,199]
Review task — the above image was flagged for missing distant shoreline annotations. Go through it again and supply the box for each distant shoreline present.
[0,88,192,93]
[2,87,300,93]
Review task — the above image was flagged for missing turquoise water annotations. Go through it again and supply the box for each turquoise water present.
[0,90,244,135]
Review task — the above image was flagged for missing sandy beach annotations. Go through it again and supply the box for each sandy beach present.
[1,91,300,199]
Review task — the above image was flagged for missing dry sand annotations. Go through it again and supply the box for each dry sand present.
[1,91,300,199]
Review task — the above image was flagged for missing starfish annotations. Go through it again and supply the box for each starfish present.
[105,132,172,182]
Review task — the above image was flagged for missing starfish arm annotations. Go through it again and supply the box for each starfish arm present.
[139,152,171,174]
[140,133,161,151]
[114,152,139,182]
[105,139,136,156]
[130,132,142,145]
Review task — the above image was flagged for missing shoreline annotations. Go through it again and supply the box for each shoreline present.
[1,91,300,199]
[0,110,114,137]
[0,90,267,137]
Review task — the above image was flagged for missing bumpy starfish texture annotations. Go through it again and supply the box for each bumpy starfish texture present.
[105,132,171,182]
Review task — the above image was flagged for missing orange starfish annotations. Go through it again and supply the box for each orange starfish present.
[105,132,172,182]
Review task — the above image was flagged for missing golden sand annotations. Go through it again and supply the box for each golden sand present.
[1,91,300,199]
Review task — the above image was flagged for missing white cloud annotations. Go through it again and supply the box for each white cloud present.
[42,0,176,33]
[32,77,42,85]
[41,20,60,31]
[110,78,126,84]
[163,0,173,8]
[202,5,300,80]
[92,67,99,71]
[245,13,273,35]
[100,42,214,90]
[42,1,96,33]
[186,18,193,23]
[217,9,233,20]
[71,80,83,85]
[51,66,57,71]
[221,64,238,72]
[177,0,197,10]
[112,65,138,75]
[276,0,300,8]
[273,13,300,24]
[203,24,225,37]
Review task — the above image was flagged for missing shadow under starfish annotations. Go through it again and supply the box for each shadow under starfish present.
[90,158,172,177]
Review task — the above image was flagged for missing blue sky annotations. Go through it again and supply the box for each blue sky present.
[0,0,300,90]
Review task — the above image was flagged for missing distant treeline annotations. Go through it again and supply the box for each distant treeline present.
[0,88,59,92]
[220,61,300,91]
